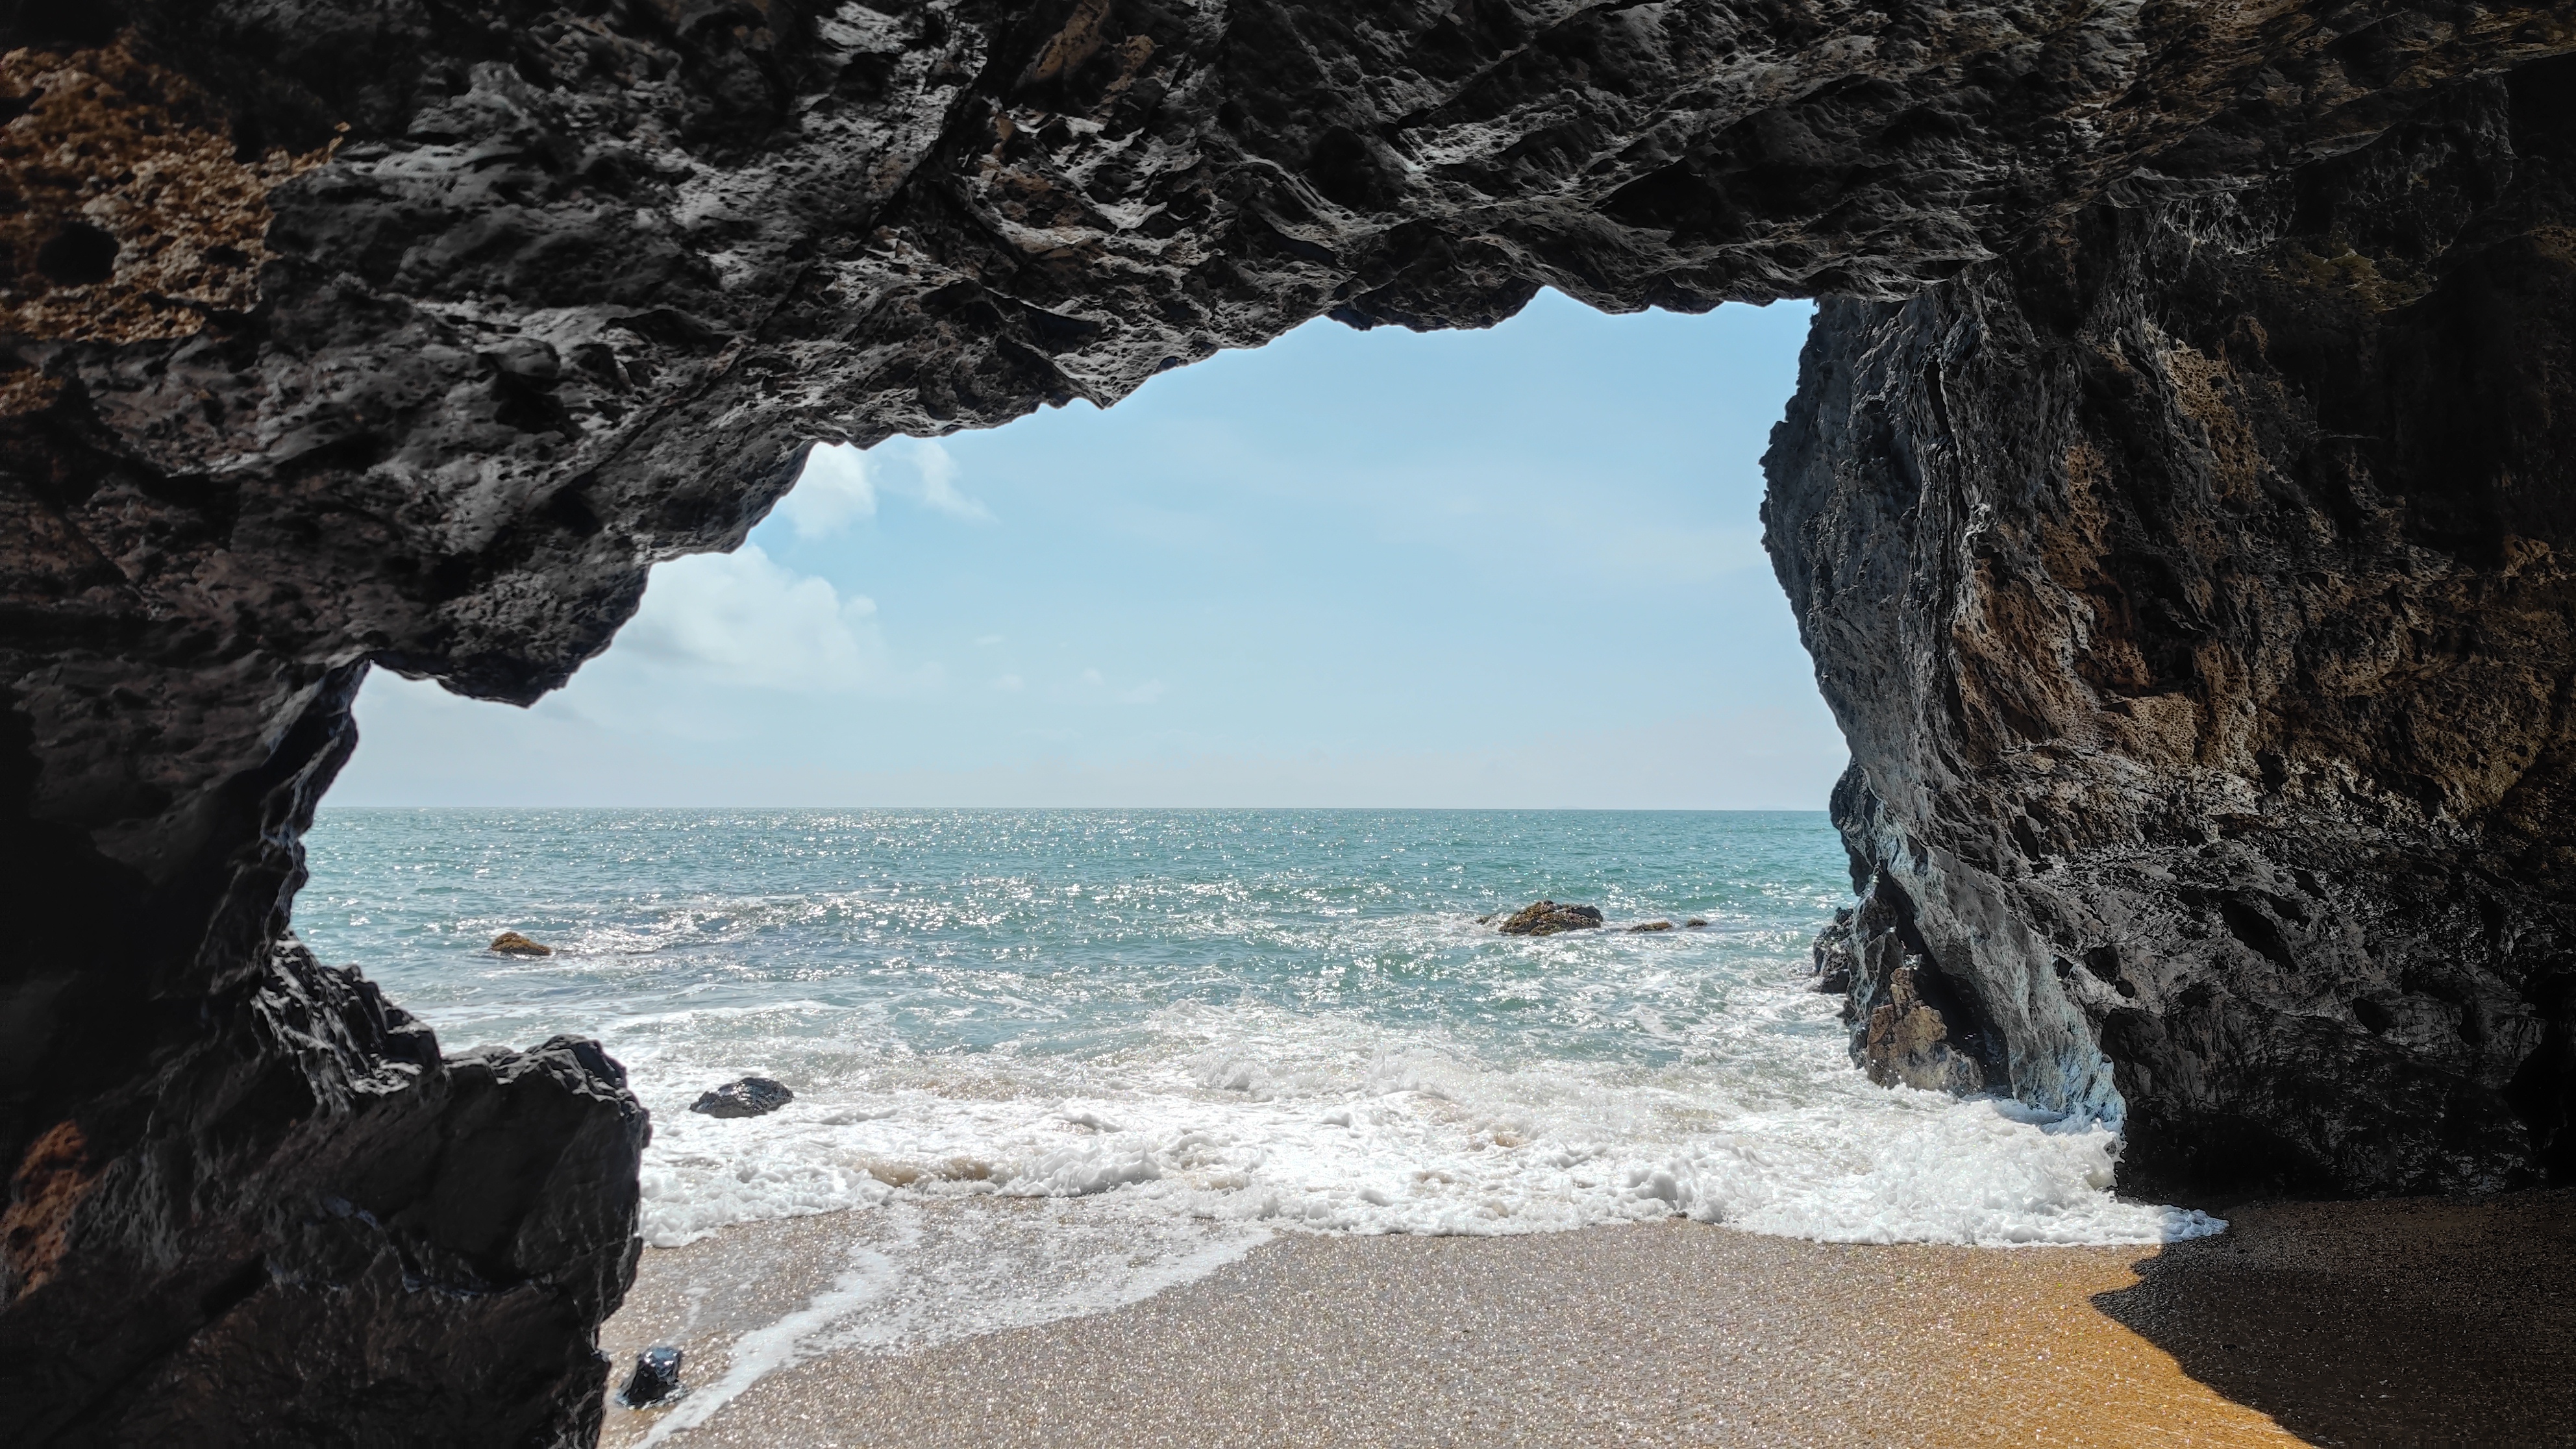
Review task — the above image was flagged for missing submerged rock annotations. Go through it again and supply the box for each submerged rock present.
[1684,919,1709,929]
[619,1346,684,1408]
[689,1076,795,1119]
[489,931,553,956]
[1498,902,1604,936]
[1628,921,1676,934]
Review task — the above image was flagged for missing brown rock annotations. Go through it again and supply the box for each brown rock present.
[489,931,553,957]
[1863,963,1988,1096]
[1628,921,1676,934]
[1497,902,1604,936]
[1815,884,2000,1096]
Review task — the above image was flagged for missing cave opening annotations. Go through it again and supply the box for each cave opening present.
[281,290,2194,1435]
[273,285,2251,1446]
[321,290,1837,812]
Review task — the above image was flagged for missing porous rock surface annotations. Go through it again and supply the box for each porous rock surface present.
[1,0,2571,1439]
[1769,64,2576,1195]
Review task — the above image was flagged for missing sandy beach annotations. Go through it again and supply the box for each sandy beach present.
[598,1187,2572,1448]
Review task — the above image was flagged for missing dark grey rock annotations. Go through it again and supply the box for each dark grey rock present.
[1810,910,1858,997]
[619,1346,684,1409]
[690,1077,795,1120]
[1764,66,2576,1195]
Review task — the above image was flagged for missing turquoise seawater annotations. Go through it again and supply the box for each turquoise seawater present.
[299,808,2214,1254]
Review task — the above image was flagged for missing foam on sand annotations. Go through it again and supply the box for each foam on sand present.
[625,1199,1272,1439]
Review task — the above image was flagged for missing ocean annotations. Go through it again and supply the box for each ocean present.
[300,807,2217,1352]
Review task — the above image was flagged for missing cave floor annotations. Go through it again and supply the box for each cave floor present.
[601,1189,2574,1448]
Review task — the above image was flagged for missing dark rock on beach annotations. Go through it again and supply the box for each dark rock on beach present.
[1498,902,1605,937]
[1,943,649,1446]
[620,1346,685,1408]
[2,0,2572,1437]
[490,931,554,957]
[691,1078,795,1119]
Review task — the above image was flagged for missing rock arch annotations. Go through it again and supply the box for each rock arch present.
[2,1,2570,1439]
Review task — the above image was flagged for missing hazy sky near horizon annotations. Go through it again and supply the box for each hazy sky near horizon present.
[330,290,1848,809]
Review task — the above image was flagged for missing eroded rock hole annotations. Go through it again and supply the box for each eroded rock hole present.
[34,221,118,286]
[2220,899,2299,973]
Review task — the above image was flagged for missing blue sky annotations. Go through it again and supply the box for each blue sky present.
[331,291,1847,808]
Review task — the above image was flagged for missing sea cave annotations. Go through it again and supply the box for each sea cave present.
[3,0,2573,1441]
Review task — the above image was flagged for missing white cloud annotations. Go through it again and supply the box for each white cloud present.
[1079,668,1105,687]
[976,634,1005,647]
[771,438,992,535]
[989,674,1024,692]
[618,545,915,693]
[774,443,877,538]
[888,438,992,521]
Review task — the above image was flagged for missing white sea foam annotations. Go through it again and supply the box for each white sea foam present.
[617,986,2222,1252]
[639,1199,1271,1434]
[637,1246,898,1445]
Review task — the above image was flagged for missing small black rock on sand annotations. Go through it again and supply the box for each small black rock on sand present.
[619,1346,685,1407]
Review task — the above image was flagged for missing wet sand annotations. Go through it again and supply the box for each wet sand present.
[602,1189,2575,1448]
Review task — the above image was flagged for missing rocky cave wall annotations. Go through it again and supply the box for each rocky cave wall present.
[1769,62,2576,1196]
[1,0,2571,1442]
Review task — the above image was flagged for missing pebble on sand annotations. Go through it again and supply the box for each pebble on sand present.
[619,1346,684,1407]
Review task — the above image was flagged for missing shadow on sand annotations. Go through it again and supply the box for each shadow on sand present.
[2092,1189,2576,1447]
